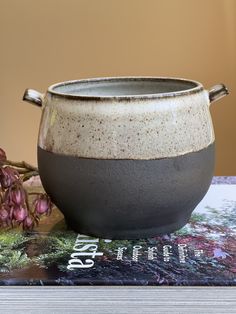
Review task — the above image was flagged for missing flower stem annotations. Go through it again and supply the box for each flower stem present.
[5,160,38,171]
[0,191,3,203]
[10,167,31,174]
[22,171,39,182]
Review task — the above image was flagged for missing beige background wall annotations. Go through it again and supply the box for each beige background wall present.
[0,0,235,174]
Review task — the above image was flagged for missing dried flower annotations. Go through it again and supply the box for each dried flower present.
[13,205,27,222]
[23,216,34,230]
[34,194,52,216]
[0,148,6,166]
[5,183,26,206]
[0,167,20,189]
[0,148,53,231]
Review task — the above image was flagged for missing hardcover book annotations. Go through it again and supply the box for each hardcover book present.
[0,176,236,286]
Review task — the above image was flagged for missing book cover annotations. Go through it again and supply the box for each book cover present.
[0,176,235,286]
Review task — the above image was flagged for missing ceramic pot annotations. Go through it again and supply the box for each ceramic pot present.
[23,77,228,239]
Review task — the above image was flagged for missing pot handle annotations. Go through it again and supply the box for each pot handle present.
[22,89,44,107]
[208,84,229,104]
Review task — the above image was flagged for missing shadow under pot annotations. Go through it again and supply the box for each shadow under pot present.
[23,77,229,239]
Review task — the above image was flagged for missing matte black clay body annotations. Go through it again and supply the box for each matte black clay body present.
[38,143,215,239]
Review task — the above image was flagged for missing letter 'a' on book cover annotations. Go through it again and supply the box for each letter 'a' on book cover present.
[0,176,235,286]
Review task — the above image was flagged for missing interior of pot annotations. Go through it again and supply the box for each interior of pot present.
[50,77,200,97]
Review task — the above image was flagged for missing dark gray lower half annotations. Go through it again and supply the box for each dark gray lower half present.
[38,144,215,239]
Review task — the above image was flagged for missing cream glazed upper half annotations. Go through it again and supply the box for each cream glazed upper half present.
[37,78,215,160]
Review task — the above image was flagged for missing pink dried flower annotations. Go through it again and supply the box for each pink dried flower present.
[34,194,52,216]
[0,148,53,231]
[0,148,6,166]
[0,166,20,189]
[23,216,34,230]
[13,205,27,222]
[5,183,26,206]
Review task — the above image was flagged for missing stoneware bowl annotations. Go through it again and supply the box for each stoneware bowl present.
[23,77,228,239]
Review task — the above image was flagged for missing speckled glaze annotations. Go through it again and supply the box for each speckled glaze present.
[23,77,229,239]
[38,78,214,159]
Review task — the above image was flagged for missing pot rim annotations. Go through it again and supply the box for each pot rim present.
[47,76,204,101]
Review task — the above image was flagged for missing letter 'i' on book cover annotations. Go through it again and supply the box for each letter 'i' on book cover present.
[0,176,235,286]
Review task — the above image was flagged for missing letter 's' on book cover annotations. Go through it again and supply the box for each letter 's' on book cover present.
[0,177,235,286]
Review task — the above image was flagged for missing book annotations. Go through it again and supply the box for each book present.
[1,176,236,286]
[0,176,236,313]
